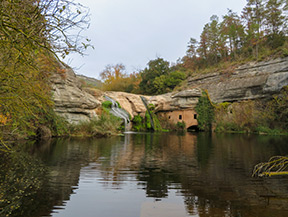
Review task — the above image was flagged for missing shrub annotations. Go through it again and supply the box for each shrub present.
[69,112,122,137]
[102,101,112,109]
[176,121,186,131]
[132,115,145,131]
[195,91,215,131]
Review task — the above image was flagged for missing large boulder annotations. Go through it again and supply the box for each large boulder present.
[50,63,100,123]
[187,57,288,103]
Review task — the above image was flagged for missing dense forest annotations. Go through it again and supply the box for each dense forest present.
[100,0,288,94]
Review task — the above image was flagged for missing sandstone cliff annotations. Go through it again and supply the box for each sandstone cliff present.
[187,57,288,103]
[50,57,288,124]
[101,89,201,118]
[50,63,100,123]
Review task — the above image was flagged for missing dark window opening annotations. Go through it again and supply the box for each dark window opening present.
[194,114,197,119]
[179,115,182,120]
[168,116,171,119]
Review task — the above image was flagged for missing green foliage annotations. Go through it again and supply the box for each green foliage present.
[131,107,163,132]
[176,121,186,131]
[164,71,186,89]
[214,88,288,135]
[116,101,122,108]
[255,126,284,135]
[102,101,112,109]
[195,91,215,131]
[0,0,91,142]
[145,111,152,130]
[179,0,288,74]
[217,102,231,110]
[38,108,69,137]
[215,100,265,133]
[132,115,145,132]
[148,104,155,111]
[69,113,122,137]
[151,113,163,131]
[140,58,170,95]
[144,106,163,132]
[139,58,186,95]
[268,86,288,129]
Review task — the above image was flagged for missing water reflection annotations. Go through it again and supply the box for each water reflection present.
[1,133,288,217]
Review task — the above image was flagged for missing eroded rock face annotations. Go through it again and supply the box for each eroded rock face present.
[101,89,201,118]
[187,57,288,103]
[99,91,147,118]
[49,57,288,124]
[50,63,100,123]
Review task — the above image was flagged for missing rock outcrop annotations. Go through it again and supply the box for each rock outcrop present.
[50,63,100,123]
[98,91,147,118]
[149,89,202,112]
[100,89,201,118]
[187,57,288,103]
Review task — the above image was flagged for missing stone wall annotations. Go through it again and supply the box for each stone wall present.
[158,109,198,129]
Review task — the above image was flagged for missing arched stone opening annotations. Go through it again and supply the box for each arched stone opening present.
[187,125,199,132]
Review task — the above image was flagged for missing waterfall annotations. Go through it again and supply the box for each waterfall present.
[104,96,131,131]
[140,96,154,131]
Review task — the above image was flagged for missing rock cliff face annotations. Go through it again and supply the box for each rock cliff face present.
[50,57,288,124]
[149,89,202,112]
[50,63,100,123]
[187,57,288,103]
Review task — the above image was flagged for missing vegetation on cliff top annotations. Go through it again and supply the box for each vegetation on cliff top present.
[100,0,288,95]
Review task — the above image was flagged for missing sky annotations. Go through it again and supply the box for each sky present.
[64,0,247,79]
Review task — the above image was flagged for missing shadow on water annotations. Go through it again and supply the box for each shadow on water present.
[1,133,288,216]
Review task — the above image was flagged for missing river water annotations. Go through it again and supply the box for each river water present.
[1,132,288,217]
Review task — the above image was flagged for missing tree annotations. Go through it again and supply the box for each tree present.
[197,16,224,65]
[0,0,91,60]
[100,64,142,93]
[242,0,266,58]
[208,15,222,64]
[164,71,186,89]
[139,58,170,95]
[221,9,244,59]
[186,38,198,58]
[0,0,91,141]
[197,24,209,61]
[100,64,127,91]
[265,0,286,48]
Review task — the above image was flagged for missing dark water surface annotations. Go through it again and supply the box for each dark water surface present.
[1,132,288,217]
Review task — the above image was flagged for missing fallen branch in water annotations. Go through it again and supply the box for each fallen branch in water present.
[252,156,288,177]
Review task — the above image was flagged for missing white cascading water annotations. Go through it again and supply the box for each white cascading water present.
[104,96,131,131]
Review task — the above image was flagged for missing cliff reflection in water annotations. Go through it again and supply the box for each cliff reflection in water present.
[1,133,288,217]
